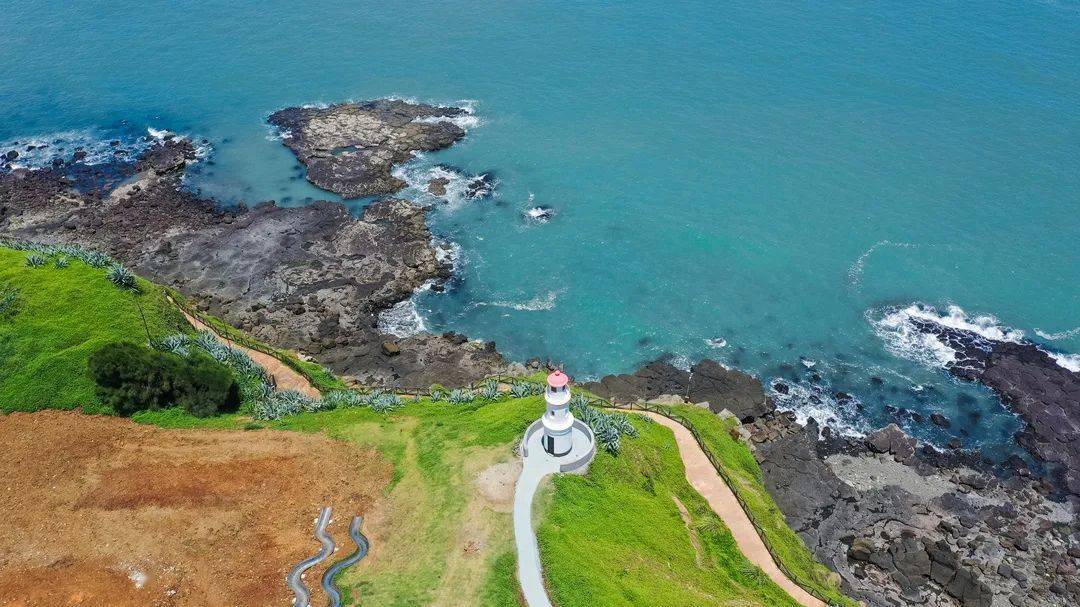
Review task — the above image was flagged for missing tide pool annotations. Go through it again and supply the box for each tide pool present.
[2,0,1078,455]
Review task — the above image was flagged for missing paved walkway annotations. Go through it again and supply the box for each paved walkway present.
[170,297,321,398]
[513,430,562,607]
[638,411,826,607]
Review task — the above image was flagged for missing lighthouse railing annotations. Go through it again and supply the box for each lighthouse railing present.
[520,418,545,457]
[559,420,596,473]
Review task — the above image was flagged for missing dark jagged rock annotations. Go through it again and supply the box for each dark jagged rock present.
[584,358,772,421]
[866,424,917,464]
[268,99,469,198]
[907,316,1080,497]
[930,412,952,428]
[135,137,197,175]
[758,418,1079,606]
[0,140,506,387]
[687,359,772,420]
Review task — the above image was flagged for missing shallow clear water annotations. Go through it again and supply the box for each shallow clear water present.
[3,1,1079,455]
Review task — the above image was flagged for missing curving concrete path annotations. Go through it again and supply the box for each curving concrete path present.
[513,430,561,607]
[169,296,321,398]
[321,516,370,607]
[638,411,826,607]
[287,506,336,607]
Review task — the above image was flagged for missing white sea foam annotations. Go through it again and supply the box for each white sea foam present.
[1046,352,1080,373]
[704,337,727,348]
[392,162,494,209]
[1,128,154,168]
[848,240,921,288]
[433,239,462,272]
[770,381,867,438]
[411,100,482,130]
[1035,326,1080,341]
[471,290,562,312]
[146,127,172,140]
[870,303,1026,371]
[377,281,433,337]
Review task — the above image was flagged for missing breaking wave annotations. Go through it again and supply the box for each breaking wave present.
[377,281,433,338]
[870,303,1024,370]
[769,378,868,438]
[871,303,1079,374]
[1,127,155,169]
[392,162,495,209]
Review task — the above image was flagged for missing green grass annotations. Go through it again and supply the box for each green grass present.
[660,404,856,607]
[0,248,190,413]
[538,416,804,607]
[274,396,542,606]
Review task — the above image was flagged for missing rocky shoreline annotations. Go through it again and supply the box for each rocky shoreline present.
[0,103,509,387]
[589,357,1079,606]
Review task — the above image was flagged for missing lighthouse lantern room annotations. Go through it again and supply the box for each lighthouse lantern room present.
[541,370,574,456]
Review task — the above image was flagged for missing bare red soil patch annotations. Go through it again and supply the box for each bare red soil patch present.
[0,410,391,607]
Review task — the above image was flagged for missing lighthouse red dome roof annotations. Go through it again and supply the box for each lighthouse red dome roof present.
[547,370,569,388]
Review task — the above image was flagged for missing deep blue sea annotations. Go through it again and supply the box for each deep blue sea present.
[2,1,1078,456]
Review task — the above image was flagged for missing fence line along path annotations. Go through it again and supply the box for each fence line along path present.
[636,411,827,607]
[169,296,321,399]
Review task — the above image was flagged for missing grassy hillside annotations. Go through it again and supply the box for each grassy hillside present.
[667,404,854,606]
[538,416,805,607]
[135,397,544,607]
[3,241,849,606]
[0,247,189,413]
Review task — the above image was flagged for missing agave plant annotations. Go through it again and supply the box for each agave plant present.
[448,389,476,404]
[85,251,112,268]
[371,392,403,413]
[569,393,591,409]
[479,381,500,401]
[159,334,190,357]
[54,256,70,268]
[322,390,363,409]
[0,284,19,319]
[430,388,448,402]
[252,391,299,420]
[510,382,535,399]
[105,263,137,289]
[25,253,46,267]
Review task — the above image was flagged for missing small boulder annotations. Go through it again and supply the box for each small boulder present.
[931,413,952,428]
[381,341,401,357]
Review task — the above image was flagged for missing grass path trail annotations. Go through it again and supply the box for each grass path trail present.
[639,411,827,607]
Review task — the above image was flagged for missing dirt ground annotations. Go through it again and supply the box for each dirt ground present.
[0,410,392,607]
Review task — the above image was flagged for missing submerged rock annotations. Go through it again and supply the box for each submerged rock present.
[268,99,470,198]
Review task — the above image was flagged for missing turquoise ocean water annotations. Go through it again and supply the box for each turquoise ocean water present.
[2,1,1078,455]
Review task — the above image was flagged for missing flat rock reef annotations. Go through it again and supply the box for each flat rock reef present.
[267,99,469,199]
[1,108,505,387]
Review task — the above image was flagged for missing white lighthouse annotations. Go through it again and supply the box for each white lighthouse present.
[541,370,574,456]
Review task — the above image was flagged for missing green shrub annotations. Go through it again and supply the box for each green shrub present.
[88,342,239,417]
